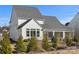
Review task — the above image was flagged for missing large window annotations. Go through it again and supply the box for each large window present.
[26,29,40,37]
[31,29,36,36]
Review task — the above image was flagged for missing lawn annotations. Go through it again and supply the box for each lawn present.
[42,49,79,54]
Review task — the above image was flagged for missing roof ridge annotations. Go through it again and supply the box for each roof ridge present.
[13,5,37,9]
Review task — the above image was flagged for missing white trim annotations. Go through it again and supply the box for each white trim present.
[63,31,65,39]
[53,31,55,36]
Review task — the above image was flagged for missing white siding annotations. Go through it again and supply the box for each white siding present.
[22,19,43,40]
[10,10,21,41]
[18,19,26,25]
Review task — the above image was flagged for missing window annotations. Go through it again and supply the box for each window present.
[37,29,40,37]
[26,29,40,37]
[31,29,36,36]
[26,29,29,36]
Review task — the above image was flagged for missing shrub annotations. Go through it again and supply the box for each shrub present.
[64,32,73,47]
[75,37,79,43]
[51,37,57,48]
[16,35,26,53]
[1,31,12,54]
[52,38,61,49]
[42,33,50,51]
[24,39,30,42]
[27,35,40,52]
[64,38,72,47]
[52,37,66,49]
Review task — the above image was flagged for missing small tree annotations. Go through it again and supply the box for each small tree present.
[64,33,72,47]
[42,33,50,51]
[52,37,66,49]
[27,35,40,52]
[75,36,79,43]
[64,36,72,47]
[1,31,12,54]
[51,37,57,48]
[16,35,26,53]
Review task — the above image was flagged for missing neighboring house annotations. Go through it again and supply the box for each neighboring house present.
[10,6,73,41]
[68,13,79,39]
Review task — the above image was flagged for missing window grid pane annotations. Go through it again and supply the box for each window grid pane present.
[31,29,36,37]
[26,29,29,37]
[37,30,40,37]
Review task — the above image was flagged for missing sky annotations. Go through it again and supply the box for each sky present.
[0,5,79,26]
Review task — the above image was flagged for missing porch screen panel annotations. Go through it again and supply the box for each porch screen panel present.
[48,32,53,37]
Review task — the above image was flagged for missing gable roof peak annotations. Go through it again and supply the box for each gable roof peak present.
[18,18,32,29]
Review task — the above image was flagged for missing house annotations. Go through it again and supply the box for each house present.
[68,12,79,39]
[10,6,73,41]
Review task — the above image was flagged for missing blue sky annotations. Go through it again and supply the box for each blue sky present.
[0,5,79,26]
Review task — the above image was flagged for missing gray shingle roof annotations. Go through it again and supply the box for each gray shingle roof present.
[42,16,73,31]
[13,5,42,18]
[68,13,79,32]
[13,6,73,32]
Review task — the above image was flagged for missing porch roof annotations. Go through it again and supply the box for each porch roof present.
[42,16,73,32]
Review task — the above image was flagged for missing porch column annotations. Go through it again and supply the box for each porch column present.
[63,31,65,39]
[53,31,55,37]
